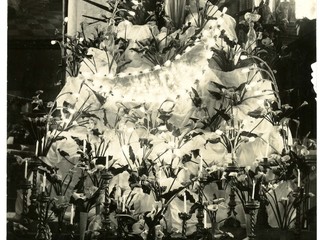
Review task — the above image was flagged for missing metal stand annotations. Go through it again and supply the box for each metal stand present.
[67,223,76,240]
[224,165,242,228]
[244,200,260,240]
[178,212,192,239]
[35,193,51,240]
[29,158,41,220]
[20,179,31,225]
[98,170,115,239]
[196,181,205,238]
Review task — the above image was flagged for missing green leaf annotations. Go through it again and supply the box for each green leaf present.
[235,82,247,92]
[206,138,221,145]
[239,131,258,138]
[208,90,222,100]
[214,108,231,121]
[128,145,136,164]
[190,87,202,108]
[211,81,227,91]
[247,108,265,118]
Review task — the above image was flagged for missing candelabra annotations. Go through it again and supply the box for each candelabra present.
[244,200,260,240]
[178,212,192,239]
[20,179,31,225]
[98,169,115,239]
[35,192,51,240]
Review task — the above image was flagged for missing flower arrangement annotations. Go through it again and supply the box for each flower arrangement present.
[7,1,316,240]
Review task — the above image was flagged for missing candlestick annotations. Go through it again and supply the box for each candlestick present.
[24,160,28,179]
[252,180,256,200]
[183,191,187,213]
[204,210,207,229]
[178,212,192,239]
[70,204,74,225]
[41,137,45,154]
[122,195,126,212]
[199,157,203,177]
[297,169,301,187]
[35,140,39,156]
[42,173,46,192]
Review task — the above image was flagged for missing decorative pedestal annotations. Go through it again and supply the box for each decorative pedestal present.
[178,212,192,239]
[98,170,115,239]
[20,179,31,225]
[244,200,260,240]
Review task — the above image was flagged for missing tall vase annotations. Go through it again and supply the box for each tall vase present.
[79,212,88,240]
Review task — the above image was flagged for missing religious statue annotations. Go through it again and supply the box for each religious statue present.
[276,0,290,24]
[259,0,275,24]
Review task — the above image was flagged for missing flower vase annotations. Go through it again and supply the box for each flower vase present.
[79,212,88,240]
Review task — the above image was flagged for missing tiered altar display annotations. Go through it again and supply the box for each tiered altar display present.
[9,1,316,240]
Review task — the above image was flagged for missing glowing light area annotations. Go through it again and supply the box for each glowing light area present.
[295,0,317,19]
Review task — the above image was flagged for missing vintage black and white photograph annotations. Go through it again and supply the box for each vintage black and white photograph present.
[7,0,317,239]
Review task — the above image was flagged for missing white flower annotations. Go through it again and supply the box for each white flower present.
[215,129,223,136]
[240,55,248,60]
[51,40,57,45]
[154,65,161,70]
[222,7,228,14]
[164,60,171,67]
[175,54,181,60]
[207,204,219,211]
[128,11,136,16]
[228,172,238,177]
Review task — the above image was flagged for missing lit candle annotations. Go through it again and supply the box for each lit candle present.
[122,195,126,212]
[24,160,28,179]
[42,172,46,192]
[70,204,74,225]
[83,140,86,153]
[199,157,203,177]
[41,137,45,155]
[297,169,301,187]
[183,191,187,213]
[265,140,269,158]
[35,140,39,156]
[204,211,207,229]
[252,180,256,200]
